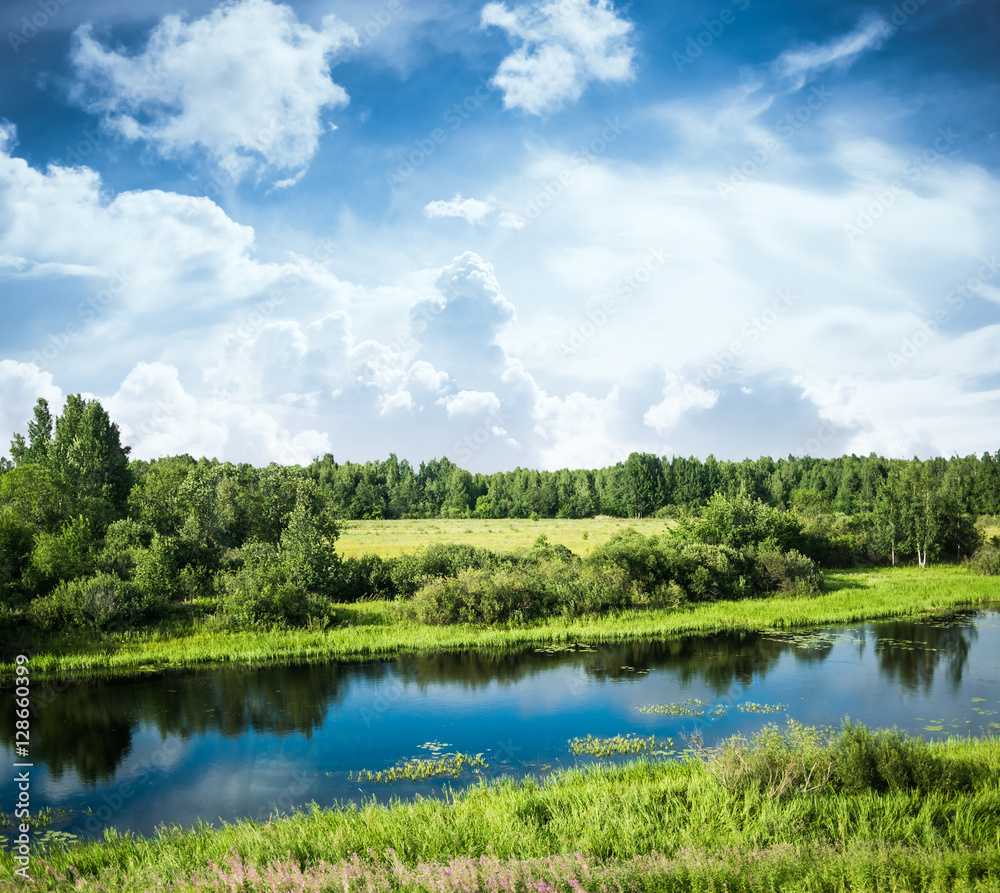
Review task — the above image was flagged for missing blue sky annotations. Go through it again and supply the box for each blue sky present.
[0,0,997,471]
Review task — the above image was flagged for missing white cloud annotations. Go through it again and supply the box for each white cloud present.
[423,193,495,225]
[105,362,332,465]
[777,15,890,88]
[481,0,634,115]
[643,373,718,435]
[71,0,356,180]
[498,211,527,229]
[0,362,63,457]
[437,389,501,417]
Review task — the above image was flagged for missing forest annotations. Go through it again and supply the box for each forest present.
[1,395,998,636]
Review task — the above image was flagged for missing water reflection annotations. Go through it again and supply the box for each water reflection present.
[0,609,989,787]
[873,613,977,693]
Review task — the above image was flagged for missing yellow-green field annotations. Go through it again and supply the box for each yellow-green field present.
[335,517,675,557]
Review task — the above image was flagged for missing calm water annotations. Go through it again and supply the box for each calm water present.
[2,607,999,841]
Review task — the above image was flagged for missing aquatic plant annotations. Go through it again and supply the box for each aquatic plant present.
[350,752,488,784]
[567,734,674,757]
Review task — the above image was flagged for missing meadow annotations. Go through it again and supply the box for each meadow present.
[333,517,676,558]
[4,724,999,892]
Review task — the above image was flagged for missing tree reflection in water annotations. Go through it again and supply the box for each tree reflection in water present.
[0,610,990,784]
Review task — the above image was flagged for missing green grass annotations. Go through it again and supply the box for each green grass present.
[3,565,997,682]
[334,517,675,558]
[4,727,999,892]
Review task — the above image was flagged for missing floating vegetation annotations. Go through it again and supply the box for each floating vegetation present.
[533,643,597,654]
[876,637,939,653]
[0,807,69,830]
[350,752,488,784]
[637,699,705,716]
[568,734,674,757]
[762,630,864,650]
[737,702,789,715]
[416,740,451,753]
[618,665,650,676]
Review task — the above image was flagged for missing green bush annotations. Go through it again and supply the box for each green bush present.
[26,515,97,591]
[706,720,973,802]
[754,548,824,595]
[406,564,563,625]
[831,720,973,795]
[969,542,1000,575]
[133,534,181,600]
[26,572,166,632]
[215,541,310,628]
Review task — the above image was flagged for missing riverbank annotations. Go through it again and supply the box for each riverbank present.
[4,725,999,892]
[3,565,997,682]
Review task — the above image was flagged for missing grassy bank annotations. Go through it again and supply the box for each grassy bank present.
[3,565,997,682]
[4,725,999,892]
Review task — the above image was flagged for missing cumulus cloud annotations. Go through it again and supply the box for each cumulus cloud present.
[424,193,495,224]
[643,373,718,435]
[105,362,332,465]
[0,362,63,452]
[438,389,501,417]
[481,0,634,115]
[71,0,356,180]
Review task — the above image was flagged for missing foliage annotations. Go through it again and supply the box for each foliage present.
[968,541,1000,575]
[26,572,166,632]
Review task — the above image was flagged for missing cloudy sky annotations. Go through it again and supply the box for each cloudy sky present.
[0,0,997,471]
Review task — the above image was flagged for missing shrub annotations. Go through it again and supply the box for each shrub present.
[406,564,564,625]
[215,541,315,628]
[27,572,166,632]
[831,720,973,795]
[27,514,96,590]
[754,548,824,595]
[133,534,181,600]
[705,720,973,802]
[969,542,1000,575]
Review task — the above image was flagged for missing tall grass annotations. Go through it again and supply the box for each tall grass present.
[4,565,997,681]
[4,726,999,892]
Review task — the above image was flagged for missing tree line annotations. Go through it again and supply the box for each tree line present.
[1,397,997,637]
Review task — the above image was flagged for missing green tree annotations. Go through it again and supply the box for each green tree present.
[617,452,664,518]
[873,470,905,566]
[41,395,133,518]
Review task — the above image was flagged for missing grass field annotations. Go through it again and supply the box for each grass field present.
[5,727,1000,892]
[334,517,675,558]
